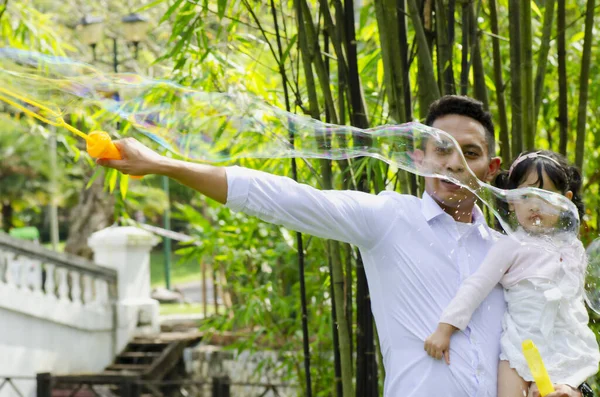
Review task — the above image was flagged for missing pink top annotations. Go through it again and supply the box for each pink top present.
[440,230,586,330]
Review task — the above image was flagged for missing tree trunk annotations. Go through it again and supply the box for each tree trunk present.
[64,172,115,259]
[508,0,523,157]
[574,0,595,170]
[557,0,568,156]
[489,0,510,163]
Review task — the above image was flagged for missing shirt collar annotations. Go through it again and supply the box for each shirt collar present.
[421,191,488,228]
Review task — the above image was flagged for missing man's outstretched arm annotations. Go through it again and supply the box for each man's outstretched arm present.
[97,138,396,249]
[97,138,228,204]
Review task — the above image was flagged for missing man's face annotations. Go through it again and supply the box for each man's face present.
[424,114,501,212]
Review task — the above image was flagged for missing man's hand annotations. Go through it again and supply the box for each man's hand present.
[528,383,582,397]
[424,323,457,364]
[96,138,167,176]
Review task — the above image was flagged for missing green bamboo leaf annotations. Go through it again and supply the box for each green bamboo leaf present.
[530,0,543,18]
[108,168,118,193]
[160,0,184,23]
[120,174,129,199]
[280,34,297,64]
[376,58,384,87]
[570,31,585,44]
[217,0,228,19]
[136,0,166,13]
[86,168,102,189]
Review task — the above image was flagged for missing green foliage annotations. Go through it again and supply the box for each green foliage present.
[6,0,600,393]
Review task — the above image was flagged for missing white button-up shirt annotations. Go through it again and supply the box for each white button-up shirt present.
[225,166,506,397]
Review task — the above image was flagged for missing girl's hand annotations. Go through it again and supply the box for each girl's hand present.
[424,323,457,364]
[528,384,582,397]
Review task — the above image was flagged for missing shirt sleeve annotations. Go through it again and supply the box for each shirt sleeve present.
[225,166,396,249]
[439,237,517,330]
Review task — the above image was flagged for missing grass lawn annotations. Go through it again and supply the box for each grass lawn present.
[150,250,205,288]
[159,302,216,316]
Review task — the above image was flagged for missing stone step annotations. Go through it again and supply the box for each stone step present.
[105,364,150,372]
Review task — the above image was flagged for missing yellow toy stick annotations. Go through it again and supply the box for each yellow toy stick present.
[0,86,141,177]
[522,339,555,396]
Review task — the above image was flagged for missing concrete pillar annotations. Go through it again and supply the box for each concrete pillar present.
[88,226,160,353]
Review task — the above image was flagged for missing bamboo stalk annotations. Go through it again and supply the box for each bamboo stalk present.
[557,0,568,156]
[434,0,455,95]
[460,1,470,96]
[574,0,595,169]
[407,0,441,113]
[508,0,523,157]
[268,1,313,394]
[489,0,510,163]
[533,0,556,126]
[520,0,535,149]
[470,1,488,110]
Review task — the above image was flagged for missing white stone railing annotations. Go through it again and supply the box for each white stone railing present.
[0,226,160,389]
[0,232,117,331]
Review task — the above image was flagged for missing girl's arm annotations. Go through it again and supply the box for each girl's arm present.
[439,237,516,329]
[425,237,517,363]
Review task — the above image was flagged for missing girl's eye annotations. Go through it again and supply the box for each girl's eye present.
[521,194,530,200]
[464,151,479,158]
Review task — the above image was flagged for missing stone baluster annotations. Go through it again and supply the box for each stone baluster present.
[70,271,82,305]
[82,274,93,305]
[29,258,43,295]
[44,264,56,299]
[56,267,69,302]
[0,249,8,284]
[6,253,22,288]
[93,278,109,308]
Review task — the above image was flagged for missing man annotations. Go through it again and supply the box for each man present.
[99,95,584,397]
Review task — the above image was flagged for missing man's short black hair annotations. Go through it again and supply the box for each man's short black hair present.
[424,95,496,157]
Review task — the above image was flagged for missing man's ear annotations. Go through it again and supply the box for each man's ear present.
[485,156,502,182]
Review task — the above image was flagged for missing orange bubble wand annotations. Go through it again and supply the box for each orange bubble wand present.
[0,86,126,162]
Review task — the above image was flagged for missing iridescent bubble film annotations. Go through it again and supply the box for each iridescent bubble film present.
[0,48,582,244]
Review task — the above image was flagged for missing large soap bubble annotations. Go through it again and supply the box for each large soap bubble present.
[0,48,581,241]
[585,239,600,315]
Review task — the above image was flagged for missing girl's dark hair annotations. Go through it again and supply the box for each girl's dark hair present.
[494,150,584,229]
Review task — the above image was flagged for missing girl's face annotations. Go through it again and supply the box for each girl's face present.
[512,168,573,233]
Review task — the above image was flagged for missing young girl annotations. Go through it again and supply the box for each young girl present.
[424,150,600,396]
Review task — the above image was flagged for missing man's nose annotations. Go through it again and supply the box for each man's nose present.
[445,151,465,173]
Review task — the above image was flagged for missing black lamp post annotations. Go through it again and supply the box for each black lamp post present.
[76,13,174,289]
[77,12,149,71]
[121,13,150,60]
